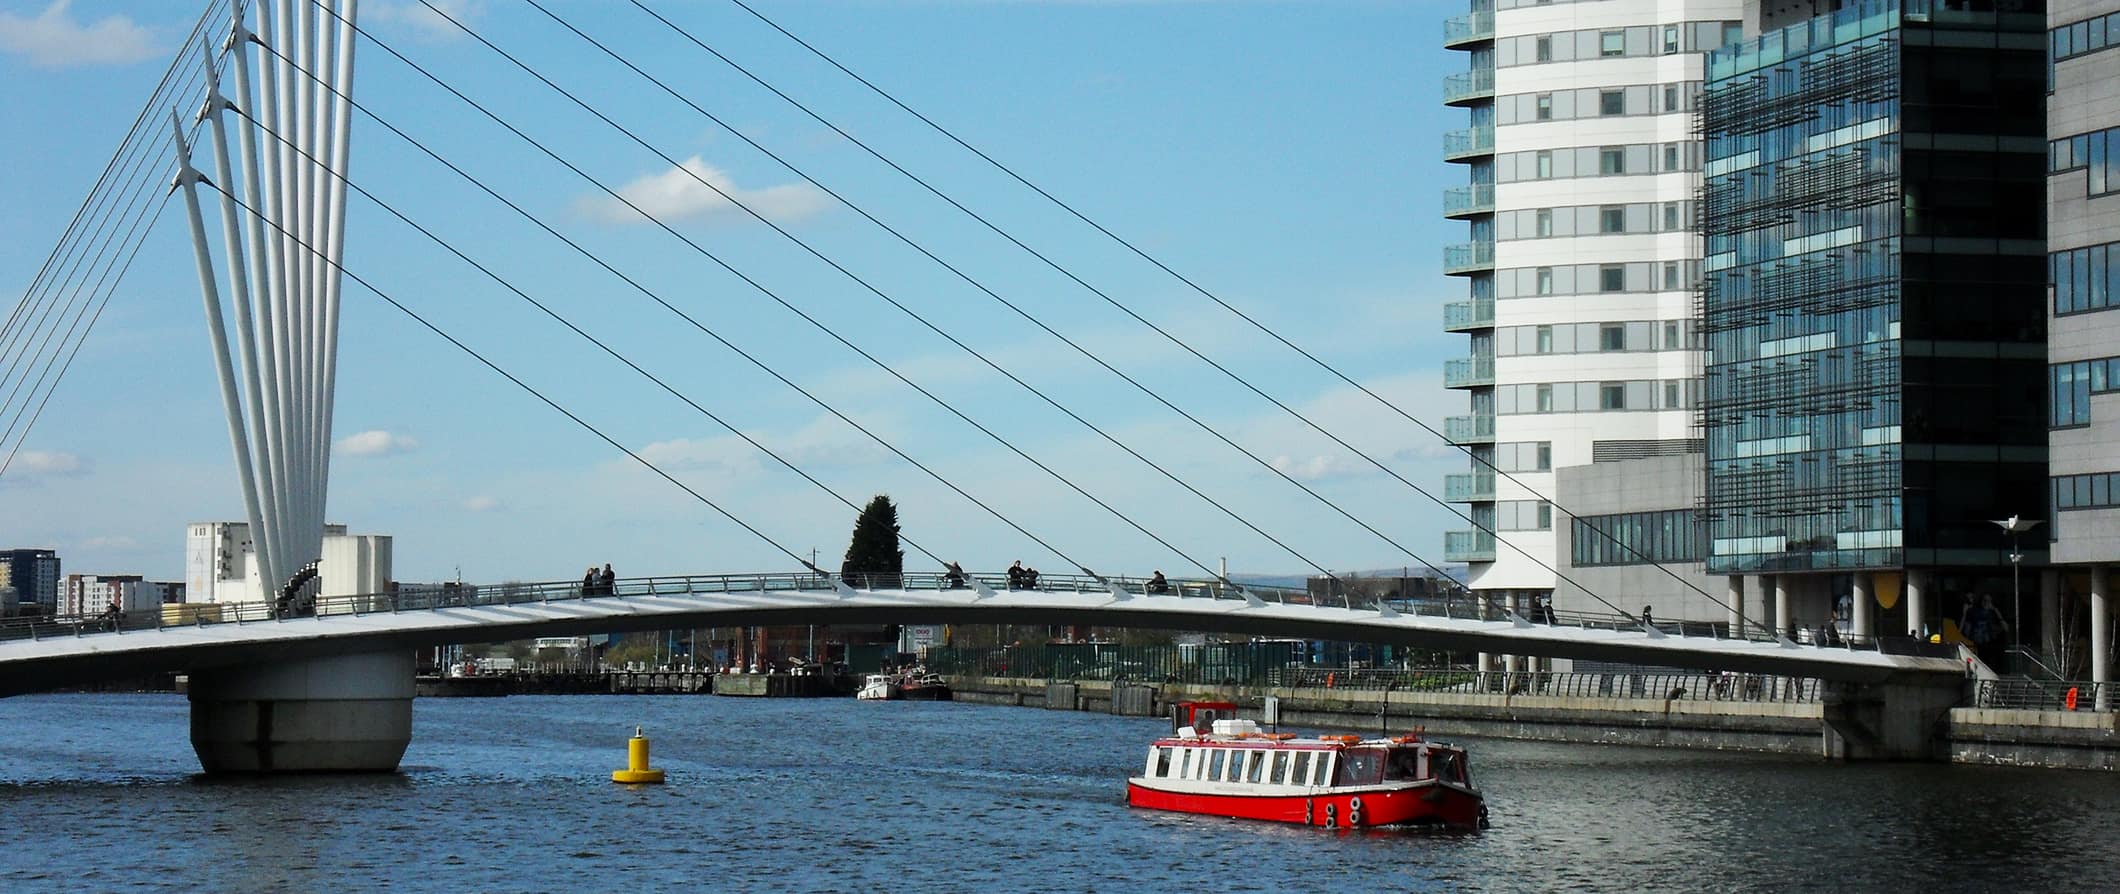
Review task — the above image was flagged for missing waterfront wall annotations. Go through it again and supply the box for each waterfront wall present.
[950,676,2120,769]
[947,676,1823,755]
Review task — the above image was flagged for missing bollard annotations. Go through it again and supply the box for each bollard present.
[611,725,666,784]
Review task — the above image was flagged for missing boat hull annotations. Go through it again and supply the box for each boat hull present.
[1126,781,1482,830]
[898,685,952,702]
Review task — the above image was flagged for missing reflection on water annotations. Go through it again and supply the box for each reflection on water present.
[1,693,2116,892]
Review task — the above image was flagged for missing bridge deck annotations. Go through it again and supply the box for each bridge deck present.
[0,572,1967,695]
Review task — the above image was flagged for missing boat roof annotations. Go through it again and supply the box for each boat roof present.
[1150,733,1464,751]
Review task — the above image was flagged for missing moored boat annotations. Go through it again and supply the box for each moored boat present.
[1126,701,1485,830]
[854,668,953,702]
[855,673,898,701]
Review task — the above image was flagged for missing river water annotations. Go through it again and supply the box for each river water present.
[1,693,2115,892]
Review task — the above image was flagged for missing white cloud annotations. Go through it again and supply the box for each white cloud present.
[367,0,485,41]
[336,430,420,457]
[461,495,500,512]
[577,157,830,226]
[1268,454,1366,483]
[0,1,159,69]
[10,450,85,477]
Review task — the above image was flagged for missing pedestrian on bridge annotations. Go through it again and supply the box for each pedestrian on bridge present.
[945,562,967,589]
[1008,561,1026,589]
[1641,605,1654,631]
[601,564,617,596]
[1148,571,1170,594]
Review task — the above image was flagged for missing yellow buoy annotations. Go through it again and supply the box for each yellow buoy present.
[611,725,666,784]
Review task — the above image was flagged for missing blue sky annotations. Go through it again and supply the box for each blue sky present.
[0,0,1465,585]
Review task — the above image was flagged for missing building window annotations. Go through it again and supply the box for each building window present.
[1663,262,1680,289]
[1663,202,1680,230]
[1536,150,1553,179]
[1663,25,1680,54]
[1599,146,1625,174]
[1535,384,1553,412]
[1535,324,1553,352]
[1537,442,1552,470]
[1600,206,1625,233]
[1535,267,1554,295]
[1535,93,1552,120]
[1600,90,1624,116]
[1574,509,1705,566]
[1536,35,1553,62]
[1600,382,1626,409]
[1535,208,1553,237]
[1600,31,1624,57]
[1664,381,1681,407]
[1664,85,1679,112]
[1599,323,1625,350]
[1664,143,1680,171]
[1600,265,1624,292]
[1663,321,1681,349]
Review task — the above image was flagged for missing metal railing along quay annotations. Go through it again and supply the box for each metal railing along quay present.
[1974,679,2119,712]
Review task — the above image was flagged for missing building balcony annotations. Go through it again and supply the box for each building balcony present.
[1443,11,1495,49]
[1444,471,1496,503]
[1444,355,1495,389]
[1442,125,1494,162]
[1442,241,1493,275]
[1442,183,1494,219]
[1444,414,1495,444]
[1442,68,1495,106]
[1442,297,1495,331]
[1445,529,1497,563]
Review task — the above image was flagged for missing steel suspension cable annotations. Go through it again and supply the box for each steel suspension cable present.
[298,7,1294,586]
[699,0,1739,618]
[404,1,1387,586]
[227,88,1071,578]
[206,182,827,577]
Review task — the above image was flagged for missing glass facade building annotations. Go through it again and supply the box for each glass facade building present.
[1700,1,2047,583]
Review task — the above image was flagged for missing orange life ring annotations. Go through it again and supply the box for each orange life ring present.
[1326,672,1336,688]
[2067,687,2081,711]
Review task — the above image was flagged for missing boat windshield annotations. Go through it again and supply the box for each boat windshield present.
[1431,749,1470,786]
[1332,747,1385,787]
[1383,746,1423,781]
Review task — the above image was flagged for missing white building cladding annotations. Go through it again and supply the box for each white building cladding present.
[1442,0,1744,605]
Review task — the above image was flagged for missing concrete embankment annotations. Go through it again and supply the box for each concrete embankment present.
[947,676,1822,755]
[950,676,2120,769]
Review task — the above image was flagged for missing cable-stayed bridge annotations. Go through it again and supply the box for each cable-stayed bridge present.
[0,0,1970,772]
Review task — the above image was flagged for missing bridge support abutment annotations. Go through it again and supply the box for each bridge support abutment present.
[1820,673,1965,761]
[189,650,414,773]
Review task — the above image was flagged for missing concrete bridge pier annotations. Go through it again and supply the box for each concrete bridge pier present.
[189,651,414,773]
[1820,672,1967,761]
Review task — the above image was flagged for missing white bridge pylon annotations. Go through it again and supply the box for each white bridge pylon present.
[173,0,360,608]
[0,572,1967,696]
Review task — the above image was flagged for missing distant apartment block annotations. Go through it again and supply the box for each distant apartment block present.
[60,574,181,618]
[0,548,60,612]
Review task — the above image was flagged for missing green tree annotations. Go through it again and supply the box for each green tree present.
[840,494,904,588]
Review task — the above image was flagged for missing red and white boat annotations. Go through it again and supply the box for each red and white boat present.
[1126,702,1485,830]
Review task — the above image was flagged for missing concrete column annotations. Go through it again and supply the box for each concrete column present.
[1906,569,1928,638]
[1774,576,1792,639]
[189,650,414,773]
[1726,576,1746,638]
[2094,565,2110,711]
[1852,572,1873,639]
[2040,569,2062,660]
[1502,592,1523,676]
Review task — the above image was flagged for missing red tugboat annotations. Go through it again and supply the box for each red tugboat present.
[1126,702,1485,830]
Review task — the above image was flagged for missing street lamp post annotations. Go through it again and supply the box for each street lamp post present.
[1992,515,2044,654]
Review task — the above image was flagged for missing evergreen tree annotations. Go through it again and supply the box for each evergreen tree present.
[840,494,904,588]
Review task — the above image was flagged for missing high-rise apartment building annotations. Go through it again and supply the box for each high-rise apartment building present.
[1700,0,2047,651]
[1442,1,1746,614]
[2046,0,2120,694]
[0,548,60,612]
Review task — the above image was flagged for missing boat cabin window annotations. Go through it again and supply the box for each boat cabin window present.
[1207,749,1228,781]
[1333,748,1386,787]
[1270,751,1291,785]
[1291,752,1313,786]
[1431,749,1470,786]
[1178,748,1194,779]
[1245,750,1267,783]
[1312,752,1332,786]
[1154,747,1173,778]
[1384,747,1423,781]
